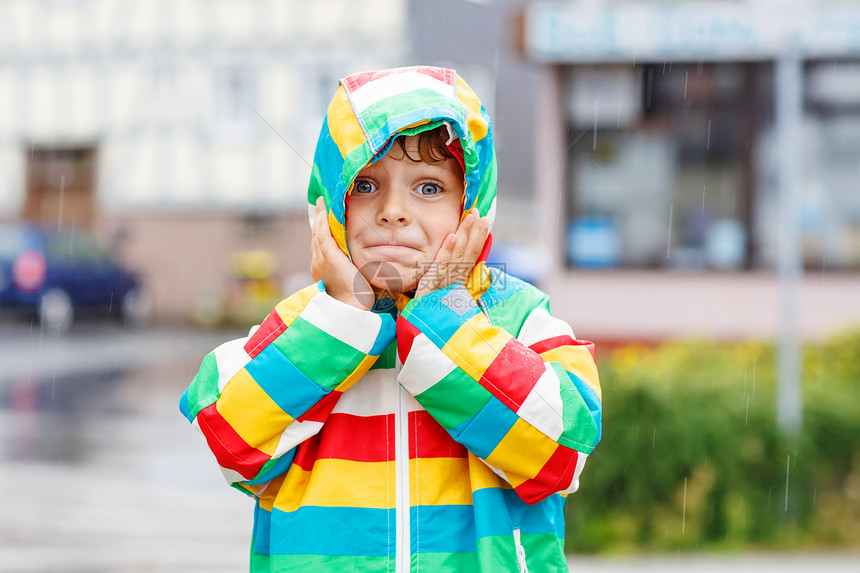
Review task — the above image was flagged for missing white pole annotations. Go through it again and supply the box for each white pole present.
[774,48,804,436]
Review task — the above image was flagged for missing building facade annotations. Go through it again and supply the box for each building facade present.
[0,0,409,319]
[522,0,860,341]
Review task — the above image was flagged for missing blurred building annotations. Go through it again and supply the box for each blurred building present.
[520,0,860,342]
[0,0,409,319]
[3,0,859,342]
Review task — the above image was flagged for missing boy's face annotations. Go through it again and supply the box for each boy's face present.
[345,134,465,296]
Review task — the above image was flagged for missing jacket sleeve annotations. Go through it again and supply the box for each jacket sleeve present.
[396,282,601,505]
[179,283,396,490]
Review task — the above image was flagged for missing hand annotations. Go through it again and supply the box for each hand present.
[414,209,489,298]
[310,197,374,310]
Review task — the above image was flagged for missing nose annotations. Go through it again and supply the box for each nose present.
[377,189,410,226]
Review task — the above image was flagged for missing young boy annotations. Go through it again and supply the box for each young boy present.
[180,66,601,573]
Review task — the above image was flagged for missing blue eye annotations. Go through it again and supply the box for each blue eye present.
[354,179,377,194]
[417,182,441,196]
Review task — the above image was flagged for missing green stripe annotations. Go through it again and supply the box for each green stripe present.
[411,551,479,572]
[184,352,220,419]
[415,367,492,430]
[475,534,520,571]
[555,361,599,452]
[257,553,391,573]
[522,532,568,571]
[340,143,372,188]
[369,341,396,370]
[359,88,466,137]
[272,316,366,390]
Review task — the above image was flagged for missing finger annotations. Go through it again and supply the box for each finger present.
[464,215,489,263]
[450,212,475,262]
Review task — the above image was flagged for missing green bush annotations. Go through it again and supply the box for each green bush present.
[565,329,860,554]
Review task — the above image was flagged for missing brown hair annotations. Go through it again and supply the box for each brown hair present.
[393,125,457,165]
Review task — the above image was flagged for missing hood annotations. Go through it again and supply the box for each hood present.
[307,66,497,257]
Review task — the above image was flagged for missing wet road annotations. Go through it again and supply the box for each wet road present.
[0,322,251,572]
[1,322,858,572]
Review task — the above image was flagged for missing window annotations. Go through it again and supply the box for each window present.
[564,63,768,271]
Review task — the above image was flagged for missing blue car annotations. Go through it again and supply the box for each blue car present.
[0,223,150,334]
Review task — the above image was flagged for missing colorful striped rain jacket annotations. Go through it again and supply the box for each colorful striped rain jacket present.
[180,66,602,573]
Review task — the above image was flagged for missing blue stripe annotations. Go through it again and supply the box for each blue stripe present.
[471,487,515,538]
[520,494,566,538]
[312,117,348,226]
[448,394,518,459]
[178,388,191,420]
[558,361,603,445]
[411,504,476,553]
[366,106,465,152]
[245,345,329,419]
[369,313,397,355]
[406,284,482,349]
[269,506,393,556]
[246,449,297,486]
[252,502,272,555]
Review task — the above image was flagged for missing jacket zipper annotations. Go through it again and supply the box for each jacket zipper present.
[513,527,528,573]
[394,359,411,573]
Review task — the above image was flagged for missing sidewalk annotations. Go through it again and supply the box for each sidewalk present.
[567,553,860,572]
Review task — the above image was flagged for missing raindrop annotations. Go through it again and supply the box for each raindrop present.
[57,175,66,231]
[666,202,674,259]
[706,119,712,150]
[702,185,707,214]
[784,454,790,511]
[682,476,687,534]
[684,71,689,99]
[745,393,750,426]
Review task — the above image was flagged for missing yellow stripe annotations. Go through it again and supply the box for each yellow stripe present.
[485,418,557,481]
[327,85,366,158]
[274,284,319,327]
[467,452,511,491]
[335,354,377,392]
[273,459,395,511]
[217,369,293,456]
[410,457,472,506]
[465,261,492,299]
[540,347,602,400]
[255,473,287,511]
[328,210,349,255]
[455,75,489,142]
[442,316,511,382]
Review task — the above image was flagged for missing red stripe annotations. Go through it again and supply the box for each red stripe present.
[480,339,546,410]
[244,310,287,358]
[342,66,454,92]
[296,390,341,423]
[197,403,270,480]
[315,413,394,462]
[409,410,467,459]
[513,446,579,505]
[529,336,596,362]
[397,317,421,363]
[292,433,321,471]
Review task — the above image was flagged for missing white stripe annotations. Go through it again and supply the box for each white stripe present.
[516,365,564,441]
[332,368,398,417]
[273,419,324,458]
[220,466,247,486]
[300,291,381,354]
[485,196,497,229]
[398,333,457,396]
[215,337,252,393]
[516,307,575,348]
[560,453,589,495]
[348,72,454,115]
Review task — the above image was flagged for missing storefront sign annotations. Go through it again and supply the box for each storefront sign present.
[526,1,860,62]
